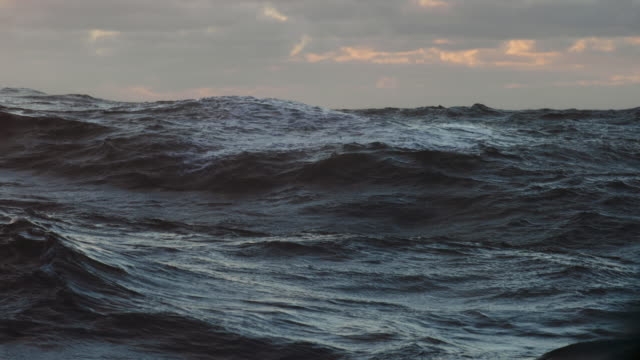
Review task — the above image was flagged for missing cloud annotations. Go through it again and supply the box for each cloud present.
[438,49,480,66]
[504,40,536,56]
[262,4,288,22]
[303,47,430,64]
[376,76,398,89]
[3,0,640,109]
[433,38,453,45]
[415,0,449,9]
[301,46,465,66]
[609,74,640,85]
[86,29,121,57]
[299,39,560,68]
[499,39,559,66]
[290,35,311,57]
[88,29,120,43]
[566,36,640,54]
[569,37,616,53]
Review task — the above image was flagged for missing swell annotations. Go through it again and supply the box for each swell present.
[2,89,640,359]
[97,147,480,192]
[344,103,503,118]
[0,109,486,192]
[0,217,342,359]
[2,97,638,196]
[0,217,134,319]
[5,311,343,360]
[0,111,110,139]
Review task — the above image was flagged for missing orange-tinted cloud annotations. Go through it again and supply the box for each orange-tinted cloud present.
[438,49,480,66]
[376,77,398,89]
[415,0,449,9]
[567,36,640,53]
[569,37,616,53]
[300,46,480,66]
[504,40,536,56]
[433,38,453,45]
[297,39,560,68]
[262,4,288,22]
[626,37,640,45]
[303,47,417,64]
[610,74,640,84]
[88,29,120,43]
[87,29,121,57]
[609,74,640,85]
[290,35,311,57]
[495,39,560,66]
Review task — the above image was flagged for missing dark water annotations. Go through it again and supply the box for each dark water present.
[1,87,639,359]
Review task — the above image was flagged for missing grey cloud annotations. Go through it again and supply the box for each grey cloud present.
[271,0,640,42]
[7,1,639,47]
[8,0,259,31]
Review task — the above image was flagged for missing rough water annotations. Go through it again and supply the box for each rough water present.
[1,87,639,359]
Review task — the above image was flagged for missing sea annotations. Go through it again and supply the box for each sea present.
[1,87,639,359]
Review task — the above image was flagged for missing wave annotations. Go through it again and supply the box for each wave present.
[3,88,640,359]
[2,145,482,193]
[2,93,637,198]
[344,103,504,118]
[0,217,134,316]
[0,217,343,359]
[0,87,47,96]
[0,110,488,192]
[91,312,343,360]
[0,111,109,139]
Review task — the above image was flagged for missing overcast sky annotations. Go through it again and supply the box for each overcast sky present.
[1,0,639,108]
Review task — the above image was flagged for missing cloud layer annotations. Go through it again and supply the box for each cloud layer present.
[1,0,639,108]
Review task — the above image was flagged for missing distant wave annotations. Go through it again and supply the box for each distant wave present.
[2,100,638,194]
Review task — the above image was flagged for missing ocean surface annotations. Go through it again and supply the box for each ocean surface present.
[1,87,639,359]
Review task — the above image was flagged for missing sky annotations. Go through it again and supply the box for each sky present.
[1,0,639,109]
